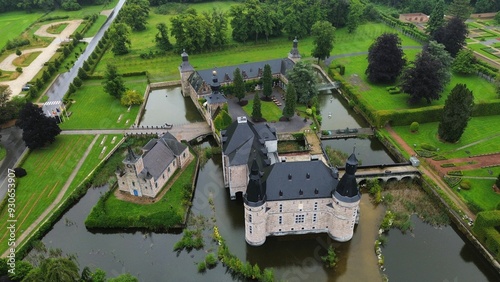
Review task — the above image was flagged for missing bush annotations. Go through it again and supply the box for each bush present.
[415,149,437,158]
[440,163,456,168]
[205,253,218,268]
[444,176,462,187]
[410,122,419,132]
[448,170,463,176]
[16,67,22,73]
[420,143,437,151]
[305,108,312,116]
[460,179,472,190]
[197,261,207,272]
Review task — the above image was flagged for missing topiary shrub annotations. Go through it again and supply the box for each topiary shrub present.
[460,179,472,190]
[305,108,312,116]
[420,143,437,151]
[410,121,419,132]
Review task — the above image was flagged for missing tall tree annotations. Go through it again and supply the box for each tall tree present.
[282,83,297,120]
[110,23,131,55]
[366,33,406,83]
[229,5,249,43]
[311,20,335,63]
[325,0,350,28]
[120,0,149,31]
[346,0,363,33]
[41,258,80,282]
[262,64,273,100]
[475,0,500,13]
[438,84,474,142]
[447,0,472,21]
[400,51,444,104]
[233,68,245,102]
[103,64,126,99]
[108,273,138,282]
[252,93,262,121]
[204,8,228,48]
[424,40,453,88]
[287,61,317,104]
[155,23,172,51]
[16,103,61,150]
[426,0,446,34]
[170,9,214,53]
[432,17,469,57]
[452,49,476,74]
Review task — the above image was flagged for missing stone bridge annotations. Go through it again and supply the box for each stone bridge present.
[61,121,213,142]
[338,163,420,184]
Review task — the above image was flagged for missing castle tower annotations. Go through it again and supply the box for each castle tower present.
[329,152,361,242]
[288,37,301,62]
[119,146,145,196]
[179,50,194,97]
[243,159,267,246]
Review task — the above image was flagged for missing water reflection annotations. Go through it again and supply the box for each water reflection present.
[317,90,368,130]
[140,87,203,126]
[322,138,396,166]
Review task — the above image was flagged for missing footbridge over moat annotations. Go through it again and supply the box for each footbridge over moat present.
[338,163,421,184]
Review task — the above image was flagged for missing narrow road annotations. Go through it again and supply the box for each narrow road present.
[384,125,476,220]
[1,135,99,257]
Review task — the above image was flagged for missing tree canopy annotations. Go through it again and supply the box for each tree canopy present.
[432,17,468,57]
[400,50,444,104]
[452,49,476,74]
[311,21,336,63]
[120,0,149,31]
[424,40,452,88]
[121,90,144,106]
[287,61,317,105]
[155,23,172,51]
[282,84,297,119]
[447,0,472,21]
[426,0,445,34]
[16,103,61,150]
[438,84,474,142]
[252,93,262,121]
[262,64,273,99]
[109,23,131,56]
[103,64,126,99]
[366,33,406,83]
[233,68,245,102]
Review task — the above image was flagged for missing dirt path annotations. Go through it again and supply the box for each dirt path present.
[0,20,83,97]
[384,125,476,220]
[1,134,98,257]
[0,48,45,71]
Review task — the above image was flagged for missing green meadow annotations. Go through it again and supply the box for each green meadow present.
[0,11,44,48]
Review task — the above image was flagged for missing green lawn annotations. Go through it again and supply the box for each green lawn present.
[42,0,118,20]
[58,42,88,74]
[242,97,283,122]
[85,156,197,230]
[468,43,500,61]
[83,15,107,37]
[0,145,5,161]
[59,76,147,129]
[0,10,44,49]
[12,51,42,67]
[390,115,500,159]
[46,23,68,34]
[331,50,497,111]
[63,134,123,199]
[0,135,94,254]
[462,167,500,177]
[455,179,500,212]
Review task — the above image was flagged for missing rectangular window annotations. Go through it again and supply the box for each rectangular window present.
[295,214,305,224]
[132,182,135,187]
[249,214,252,223]
[279,204,283,213]
[249,225,253,234]
[313,213,317,223]
[168,167,171,173]
[278,216,282,225]
[314,202,318,211]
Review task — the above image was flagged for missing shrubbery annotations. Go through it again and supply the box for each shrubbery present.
[459,179,472,190]
[410,122,419,132]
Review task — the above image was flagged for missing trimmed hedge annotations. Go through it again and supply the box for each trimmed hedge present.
[448,170,463,176]
[473,210,500,260]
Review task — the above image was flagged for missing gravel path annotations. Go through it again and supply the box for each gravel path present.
[0,20,83,97]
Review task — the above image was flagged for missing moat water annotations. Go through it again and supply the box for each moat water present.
[33,87,500,280]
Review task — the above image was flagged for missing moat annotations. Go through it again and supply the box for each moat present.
[33,88,500,281]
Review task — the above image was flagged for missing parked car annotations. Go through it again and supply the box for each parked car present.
[22,84,31,91]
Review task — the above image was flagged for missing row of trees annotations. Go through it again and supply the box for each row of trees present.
[369,0,497,15]
[10,0,110,12]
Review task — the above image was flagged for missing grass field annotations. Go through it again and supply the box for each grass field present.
[462,167,500,177]
[455,179,500,212]
[83,15,107,37]
[331,50,497,111]
[12,51,42,67]
[59,76,148,129]
[46,23,68,34]
[63,134,123,199]
[390,115,500,159]
[86,155,197,230]
[42,0,118,20]
[0,11,44,49]
[242,97,283,122]
[0,135,94,254]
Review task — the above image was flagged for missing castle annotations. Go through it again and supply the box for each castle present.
[221,118,361,246]
[116,132,191,198]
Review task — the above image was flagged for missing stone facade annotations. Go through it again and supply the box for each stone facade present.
[116,133,191,198]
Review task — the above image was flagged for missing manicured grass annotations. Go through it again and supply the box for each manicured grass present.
[390,115,500,159]
[46,23,68,34]
[455,179,500,211]
[63,134,123,199]
[0,135,94,254]
[83,15,107,37]
[462,167,500,177]
[331,50,497,111]
[0,70,15,82]
[59,76,147,129]
[85,156,197,230]
[0,145,5,161]
[242,97,283,122]
[58,42,88,74]
[468,43,500,61]
[12,51,42,67]
[0,11,44,49]
[43,0,118,20]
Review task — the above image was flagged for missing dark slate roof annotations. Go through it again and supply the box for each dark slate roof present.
[188,71,205,93]
[196,58,295,84]
[206,92,227,104]
[159,132,187,156]
[221,119,276,166]
[333,173,360,203]
[123,146,138,164]
[244,159,266,207]
[141,141,175,181]
[263,161,338,201]
[179,51,194,72]
[347,153,358,166]
[142,139,157,152]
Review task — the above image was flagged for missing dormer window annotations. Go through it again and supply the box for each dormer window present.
[306,173,310,179]
[288,174,292,180]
